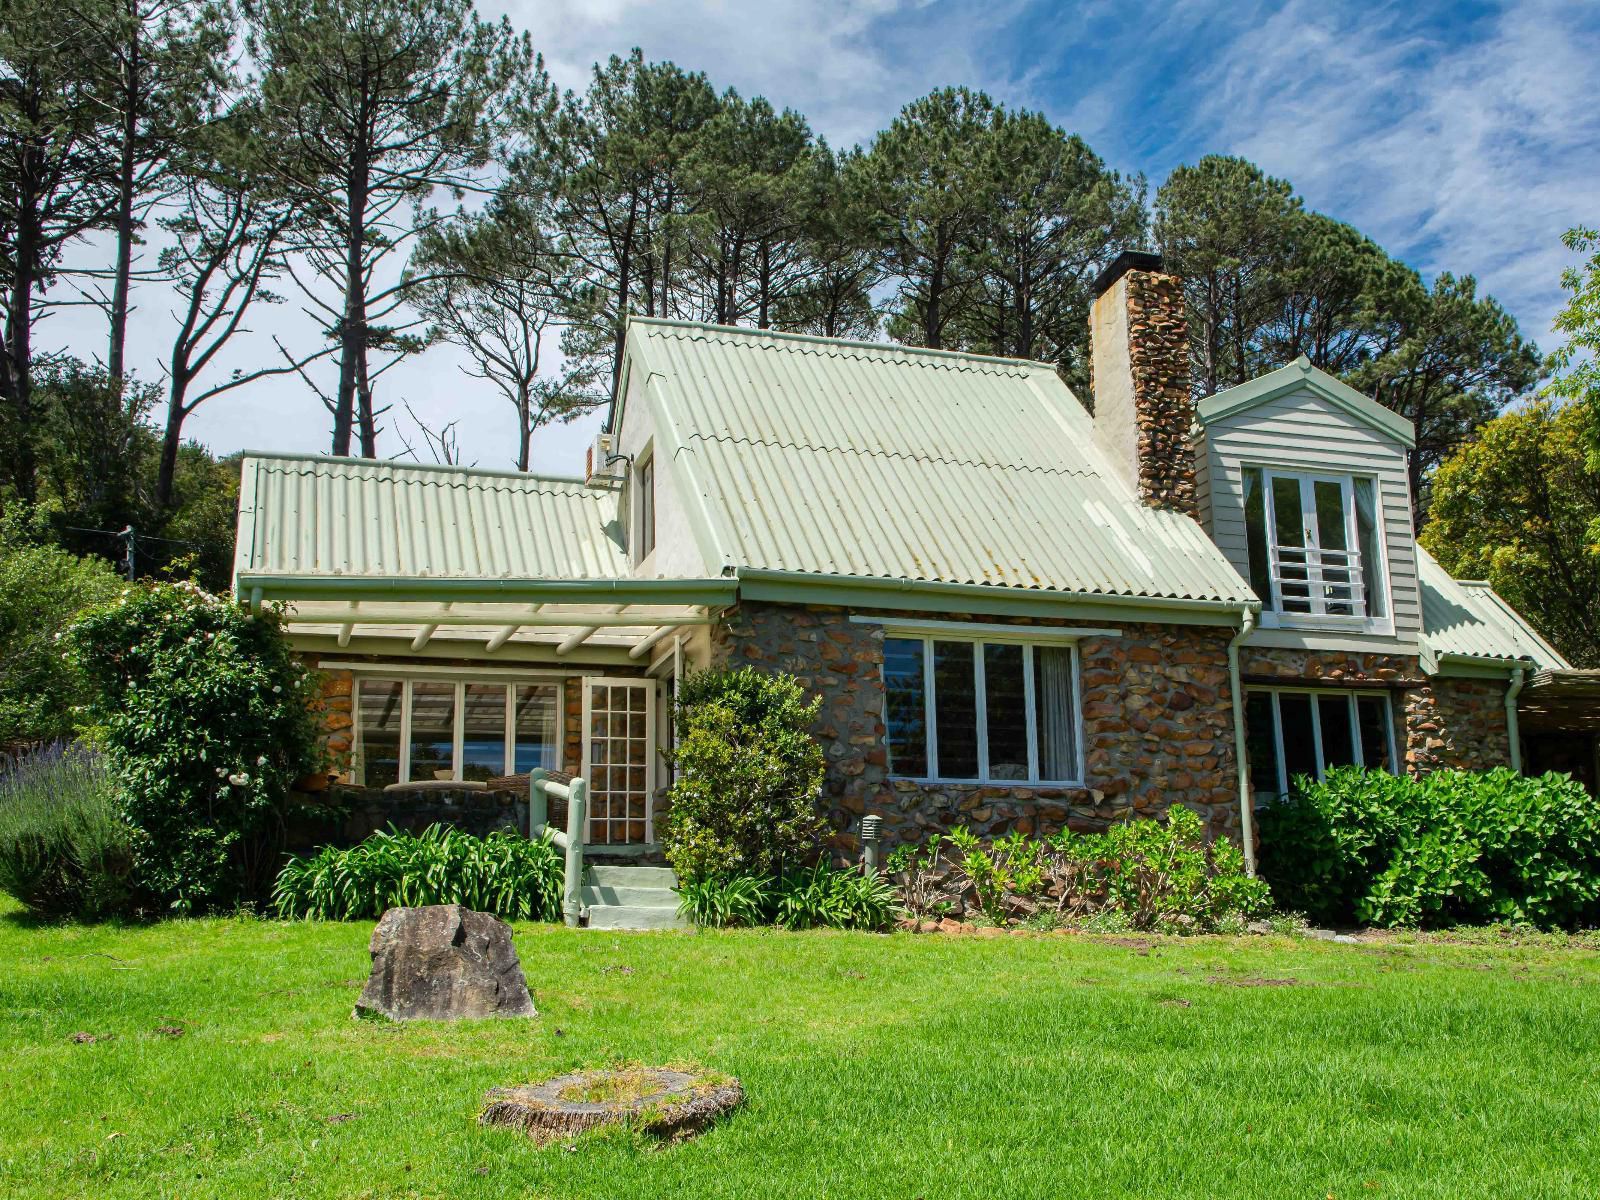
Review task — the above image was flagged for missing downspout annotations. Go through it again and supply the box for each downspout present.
[1504,665,1526,774]
[1227,604,1261,875]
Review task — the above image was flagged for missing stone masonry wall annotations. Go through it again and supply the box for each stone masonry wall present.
[1123,269,1199,518]
[1405,677,1513,772]
[712,601,1242,860]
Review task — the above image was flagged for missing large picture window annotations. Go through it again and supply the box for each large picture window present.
[1243,466,1387,628]
[353,676,561,787]
[883,634,1083,785]
[1245,687,1398,801]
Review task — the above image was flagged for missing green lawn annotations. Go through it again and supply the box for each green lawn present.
[4,900,1599,1199]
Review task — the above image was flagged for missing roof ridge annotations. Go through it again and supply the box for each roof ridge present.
[243,450,587,488]
[628,315,1058,373]
[681,431,1099,478]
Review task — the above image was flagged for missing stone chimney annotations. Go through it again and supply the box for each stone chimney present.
[1088,250,1198,518]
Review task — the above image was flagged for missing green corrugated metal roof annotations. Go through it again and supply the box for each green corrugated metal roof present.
[1417,547,1568,672]
[625,318,1256,606]
[233,453,627,582]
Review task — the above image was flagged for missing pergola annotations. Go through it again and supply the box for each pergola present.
[236,574,738,663]
[1519,669,1600,734]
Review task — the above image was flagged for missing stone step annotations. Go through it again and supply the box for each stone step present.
[584,903,691,931]
[586,864,677,888]
[582,884,679,909]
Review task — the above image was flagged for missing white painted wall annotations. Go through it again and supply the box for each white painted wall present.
[613,361,711,579]
[1199,384,1421,650]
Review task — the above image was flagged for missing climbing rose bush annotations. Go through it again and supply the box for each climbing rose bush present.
[68,582,320,912]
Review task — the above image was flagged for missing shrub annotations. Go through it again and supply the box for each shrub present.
[934,807,1269,933]
[885,835,948,927]
[0,744,134,918]
[675,866,900,931]
[660,668,826,880]
[272,825,563,921]
[674,874,771,928]
[0,535,122,745]
[1260,766,1600,930]
[67,582,321,912]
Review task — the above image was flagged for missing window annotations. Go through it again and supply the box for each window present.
[1243,467,1387,627]
[882,635,1082,784]
[633,455,656,563]
[352,676,561,786]
[1245,688,1397,800]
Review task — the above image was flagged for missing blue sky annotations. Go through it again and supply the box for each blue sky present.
[51,0,1600,472]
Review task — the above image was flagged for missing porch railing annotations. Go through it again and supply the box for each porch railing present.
[1269,544,1366,618]
[529,768,587,927]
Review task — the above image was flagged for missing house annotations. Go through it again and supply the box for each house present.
[232,251,1597,871]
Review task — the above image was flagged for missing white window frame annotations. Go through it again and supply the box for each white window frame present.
[580,676,658,844]
[631,445,656,566]
[352,675,563,786]
[1245,464,1392,635]
[1249,687,1399,798]
[879,629,1086,787]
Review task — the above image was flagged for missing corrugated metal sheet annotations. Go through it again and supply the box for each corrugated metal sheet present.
[235,455,627,580]
[1417,548,1568,669]
[628,319,1255,603]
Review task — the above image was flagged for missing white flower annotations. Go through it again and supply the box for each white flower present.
[227,772,250,787]
[256,755,267,766]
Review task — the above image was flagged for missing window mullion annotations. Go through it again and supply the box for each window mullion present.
[1271,691,1286,795]
[503,683,515,775]
[1309,689,1326,781]
[974,641,989,781]
[1348,693,1362,768]
[399,681,413,785]
[452,681,465,781]
[923,639,938,781]
[1023,645,1039,783]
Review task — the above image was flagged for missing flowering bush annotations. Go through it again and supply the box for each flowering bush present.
[68,582,320,912]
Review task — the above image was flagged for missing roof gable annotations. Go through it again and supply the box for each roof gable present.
[625,318,1255,607]
[1196,357,1416,449]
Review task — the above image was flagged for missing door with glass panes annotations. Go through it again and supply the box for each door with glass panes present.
[581,678,656,844]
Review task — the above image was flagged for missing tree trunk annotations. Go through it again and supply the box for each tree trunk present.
[156,383,186,511]
[332,153,369,456]
[5,207,40,504]
[516,384,531,472]
[108,29,140,382]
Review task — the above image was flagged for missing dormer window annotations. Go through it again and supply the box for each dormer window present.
[1243,467,1387,628]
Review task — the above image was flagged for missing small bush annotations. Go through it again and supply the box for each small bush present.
[272,825,563,921]
[68,581,320,912]
[0,744,134,918]
[675,865,900,931]
[660,668,826,880]
[935,807,1269,933]
[0,535,122,745]
[1260,766,1600,930]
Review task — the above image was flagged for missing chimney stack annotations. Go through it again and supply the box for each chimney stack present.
[1088,250,1198,518]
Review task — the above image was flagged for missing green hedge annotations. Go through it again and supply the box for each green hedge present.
[1258,767,1600,930]
[675,864,900,931]
[272,825,563,921]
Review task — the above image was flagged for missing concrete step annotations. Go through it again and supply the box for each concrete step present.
[582,884,679,908]
[585,903,691,931]
[587,865,677,888]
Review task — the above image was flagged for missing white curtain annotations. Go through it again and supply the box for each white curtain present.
[1035,646,1077,781]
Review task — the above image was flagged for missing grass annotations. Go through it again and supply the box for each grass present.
[3,898,1599,1199]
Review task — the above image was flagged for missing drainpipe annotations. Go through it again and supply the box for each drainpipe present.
[1504,666,1526,774]
[1227,605,1261,876]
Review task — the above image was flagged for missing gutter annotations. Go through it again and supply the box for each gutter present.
[1228,604,1262,876]
[234,574,739,608]
[1505,665,1526,774]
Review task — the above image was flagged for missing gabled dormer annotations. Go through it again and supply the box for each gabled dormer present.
[1193,357,1420,649]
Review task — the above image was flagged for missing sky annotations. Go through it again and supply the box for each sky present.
[42,0,1600,477]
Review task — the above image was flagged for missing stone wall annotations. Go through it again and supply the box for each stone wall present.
[1122,269,1199,517]
[712,601,1243,859]
[1240,647,1422,686]
[1405,677,1513,772]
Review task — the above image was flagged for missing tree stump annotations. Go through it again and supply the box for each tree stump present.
[479,1067,743,1145]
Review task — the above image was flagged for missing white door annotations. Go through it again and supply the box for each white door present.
[580,678,657,845]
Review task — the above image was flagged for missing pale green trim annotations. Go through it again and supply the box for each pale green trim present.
[736,568,1253,626]
[1196,357,1417,448]
[286,632,640,667]
[239,573,737,608]
[1423,650,1529,679]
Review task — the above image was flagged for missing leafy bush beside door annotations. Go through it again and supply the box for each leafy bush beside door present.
[658,668,826,881]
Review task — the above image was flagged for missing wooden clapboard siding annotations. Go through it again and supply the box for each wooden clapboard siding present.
[1197,385,1420,642]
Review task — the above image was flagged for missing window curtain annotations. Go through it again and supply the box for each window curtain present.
[1242,467,1273,604]
[1033,646,1077,781]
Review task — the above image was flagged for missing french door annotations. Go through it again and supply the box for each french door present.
[580,678,657,845]
[1264,471,1364,617]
